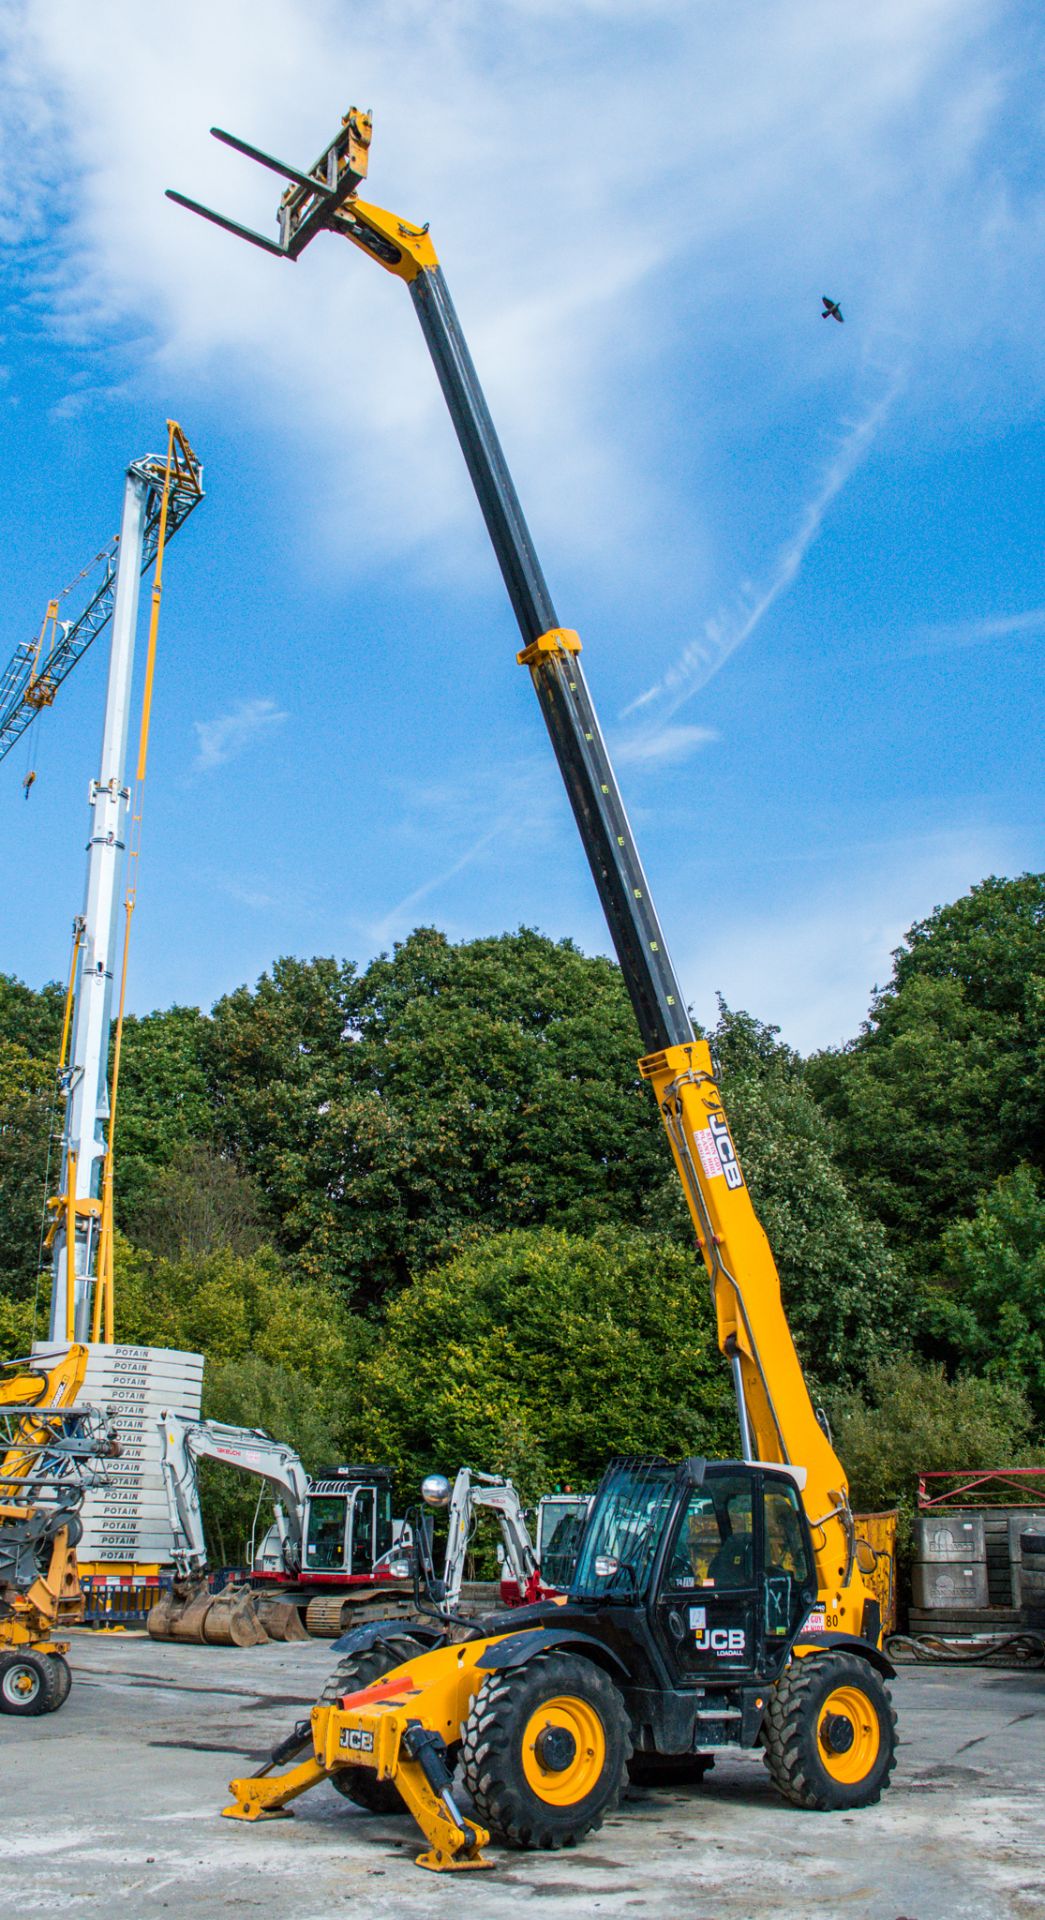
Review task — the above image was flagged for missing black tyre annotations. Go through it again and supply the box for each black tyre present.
[321,1637,425,1815]
[0,1651,62,1717]
[762,1651,897,1810]
[460,1649,632,1850]
[47,1654,72,1711]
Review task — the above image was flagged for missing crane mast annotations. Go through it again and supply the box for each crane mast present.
[21,430,204,1344]
[168,114,865,1615]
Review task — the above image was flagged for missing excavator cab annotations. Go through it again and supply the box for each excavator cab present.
[569,1456,817,1688]
[302,1467,394,1577]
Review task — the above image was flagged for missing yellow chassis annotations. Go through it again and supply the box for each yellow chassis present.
[224,1635,516,1870]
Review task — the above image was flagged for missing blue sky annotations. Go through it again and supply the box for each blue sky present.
[1,0,1042,1052]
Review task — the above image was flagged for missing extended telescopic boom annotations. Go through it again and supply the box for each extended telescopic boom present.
[167,112,868,1620]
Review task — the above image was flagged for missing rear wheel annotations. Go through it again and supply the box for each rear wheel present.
[0,1651,62,1716]
[460,1650,631,1850]
[322,1637,425,1815]
[762,1651,897,1810]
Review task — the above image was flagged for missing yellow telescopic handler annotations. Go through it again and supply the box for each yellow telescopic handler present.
[169,107,896,1872]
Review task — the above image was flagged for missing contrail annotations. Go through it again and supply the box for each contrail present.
[625,374,904,722]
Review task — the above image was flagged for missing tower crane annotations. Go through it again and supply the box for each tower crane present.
[9,427,205,1348]
[169,110,895,1873]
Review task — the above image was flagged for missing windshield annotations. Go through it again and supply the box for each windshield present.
[304,1494,348,1570]
[571,1462,675,1600]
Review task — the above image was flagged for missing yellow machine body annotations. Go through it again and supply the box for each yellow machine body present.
[225,1636,501,1871]
[0,1345,90,1653]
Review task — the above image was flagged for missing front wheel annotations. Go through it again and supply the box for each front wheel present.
[460,1649,631,1850]
[0,1651,63,1716]
[322,1636,425,1815]
[762,1650,897,1810]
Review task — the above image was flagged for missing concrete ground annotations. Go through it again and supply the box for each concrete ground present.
[1,1633,1043,1919]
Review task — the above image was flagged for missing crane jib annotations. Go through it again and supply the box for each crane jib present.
[409,267,693,1056]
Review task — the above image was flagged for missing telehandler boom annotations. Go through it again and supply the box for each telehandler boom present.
[170,106,896,1872]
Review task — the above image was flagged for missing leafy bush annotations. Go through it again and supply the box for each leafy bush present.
[356,1225,737,1502]
[930,1165,1045,1421]
[826,1357,1038,1517]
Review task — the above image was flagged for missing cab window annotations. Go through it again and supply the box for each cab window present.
[764,1482,811,1582]
[763,1479,814,1639]
[305,1495,347,1570]
[665,1474,755,1591]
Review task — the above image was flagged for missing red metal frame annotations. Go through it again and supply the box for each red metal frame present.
[917,1467,1045,1509]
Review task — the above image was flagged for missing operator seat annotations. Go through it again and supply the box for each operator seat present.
[705,1533,754,1587]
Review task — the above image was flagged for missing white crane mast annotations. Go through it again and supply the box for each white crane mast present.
[50,469,147,1341]
[45,434,203,1343]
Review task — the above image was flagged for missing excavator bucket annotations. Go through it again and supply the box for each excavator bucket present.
[145,1588,182,1640]
[200,1585,271,1648]
[148,1579,271,1646]
[253,1597,309,1643]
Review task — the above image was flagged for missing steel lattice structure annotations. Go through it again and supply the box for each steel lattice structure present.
[0,448,203,766]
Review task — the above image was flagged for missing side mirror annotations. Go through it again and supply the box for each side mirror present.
[855,1538,877,1576]
[421,1474,451,1508]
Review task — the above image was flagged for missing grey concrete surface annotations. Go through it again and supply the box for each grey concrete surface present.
[1,1632,1043,1918]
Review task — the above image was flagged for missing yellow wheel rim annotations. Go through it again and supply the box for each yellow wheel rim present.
[817,1684,881,1784]
[521,1695,607,1805]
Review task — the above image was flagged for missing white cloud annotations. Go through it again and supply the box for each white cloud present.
[192,695,287,772]
[912,606,1045,651]
[0,0,1032,579]
[676,822,1022,1053]
[615,722,718,766]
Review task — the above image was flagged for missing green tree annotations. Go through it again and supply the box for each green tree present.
[124,1141,270,1260]
[0,972,65,1060]
[706,1007,910,1388]
[826,1356,1038,1517]
[112,1237,371,1410]
[928,1165,1045,1421]
[357,1226,737,1500]
[807,874,1045,1264]
[208,953,360,1166]
[112,1005,214,1225]
[0,1037,57,1305]
[212,931,668,1306]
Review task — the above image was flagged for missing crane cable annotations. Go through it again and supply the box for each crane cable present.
[92,421,188,1341]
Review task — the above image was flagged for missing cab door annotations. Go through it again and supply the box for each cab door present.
[348,1485,376,1574]
[303,1493,351,1572]
[760,1472,817,1668]
[652,1470,761,1683]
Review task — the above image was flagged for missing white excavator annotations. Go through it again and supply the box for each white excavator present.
[147,1413,545,1645]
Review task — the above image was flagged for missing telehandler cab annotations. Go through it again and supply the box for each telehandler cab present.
[171,107,898,1870]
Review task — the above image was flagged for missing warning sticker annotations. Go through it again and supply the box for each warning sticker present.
[708,1112,745,1190]
[694,1128,724,1180]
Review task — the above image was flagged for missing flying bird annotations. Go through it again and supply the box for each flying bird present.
[821,295,844,323]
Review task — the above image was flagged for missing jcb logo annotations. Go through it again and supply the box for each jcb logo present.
[696,1627,746,1653]
[708,1113,744,1190]
[339,1728,375,1752]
